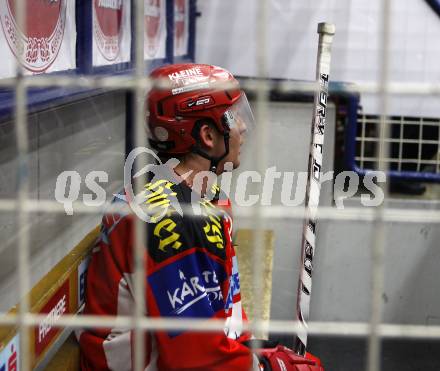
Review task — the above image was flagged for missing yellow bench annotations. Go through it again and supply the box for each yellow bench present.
[234,229,275,337]
[0,228,274,370]
[0,227,99,370]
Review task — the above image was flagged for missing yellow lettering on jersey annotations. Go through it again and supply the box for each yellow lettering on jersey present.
[203,222,224,249]
[154,218,182,252]
[200,200,224,249]
[145,179,177,223]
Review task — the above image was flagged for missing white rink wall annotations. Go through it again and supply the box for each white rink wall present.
[196,0,440,117]
[232,101,440,326]
[0,92,126,312]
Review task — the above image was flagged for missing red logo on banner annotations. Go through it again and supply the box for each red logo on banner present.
[34,280,70,357]
[0,0,66,73]
[174,0,185,49]
[145,0,162,57]
[94,0,123,61]
[7,343,17,371]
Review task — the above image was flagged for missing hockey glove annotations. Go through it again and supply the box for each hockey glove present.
[244,339,324,371]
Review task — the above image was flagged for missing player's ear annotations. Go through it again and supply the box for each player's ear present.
[198,123,215,150]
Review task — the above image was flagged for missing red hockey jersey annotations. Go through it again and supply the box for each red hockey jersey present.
[77,168,253,370]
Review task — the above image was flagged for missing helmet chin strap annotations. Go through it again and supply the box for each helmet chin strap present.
[191,132,230,173]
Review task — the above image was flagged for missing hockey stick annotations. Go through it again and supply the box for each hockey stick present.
[294,22,336,356]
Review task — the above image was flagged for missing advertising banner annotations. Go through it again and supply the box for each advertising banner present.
[93,0,131,66]
[0,0,76,78]
[0,334,19,371]
[174,0,189,57]
[144,0,166,60]
[34,279,70,358]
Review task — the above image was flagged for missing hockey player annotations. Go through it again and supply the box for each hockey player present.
[78,63,324,371]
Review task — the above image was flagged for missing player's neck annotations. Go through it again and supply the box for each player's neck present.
[174,154,214,197]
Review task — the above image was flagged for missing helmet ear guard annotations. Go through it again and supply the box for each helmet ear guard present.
[148,138,175,152]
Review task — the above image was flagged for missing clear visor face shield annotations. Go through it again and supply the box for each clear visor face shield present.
[222,92,255,135]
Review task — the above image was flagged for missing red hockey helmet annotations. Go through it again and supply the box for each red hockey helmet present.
[146,63,254,170]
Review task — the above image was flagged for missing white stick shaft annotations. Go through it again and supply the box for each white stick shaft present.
[294,22,335,356]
